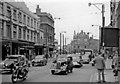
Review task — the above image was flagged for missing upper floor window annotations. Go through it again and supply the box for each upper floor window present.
[18,26,22,39]
[34,32,36,42]
[34,20,36,29]
[31,19,33,28]
[27,30,29,40]
[18,12,22,23]
[13,9,17,21]
[13,24,17,39]
[23,14,26,25]
[31,31,33,41]
[7,6,11,18]
[23,29,26,40]
[0,2,3,15]
[27,16,30,26]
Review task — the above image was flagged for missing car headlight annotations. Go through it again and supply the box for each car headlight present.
[0,62,4,65]
[61,66,66,70]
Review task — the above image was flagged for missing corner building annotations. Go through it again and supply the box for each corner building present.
[0,0,44,60]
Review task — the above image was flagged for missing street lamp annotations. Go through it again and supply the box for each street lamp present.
[89,2,105,51]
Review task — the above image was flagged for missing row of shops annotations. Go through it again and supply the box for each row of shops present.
[2,39,54,60]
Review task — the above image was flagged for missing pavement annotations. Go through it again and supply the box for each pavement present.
[90,59,119,83]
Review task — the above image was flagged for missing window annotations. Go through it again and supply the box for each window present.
[27,16,30,26]
[34,20,36,29]
[37,33,39,43]
[13,9,17,21]
[23,14,26,24]
[0,20,3,37]
[18,12,22,23]
[7,6,11,18]
[31,31,32,41]
[27,30,29,40]
[13,24,17,39]
[34,32,36,42]
[0,2,3,15]
[23,29,26,40]
[18,26,22,39]
[6,24,11,38]
[31,19,33,28]
[37,22,39,29]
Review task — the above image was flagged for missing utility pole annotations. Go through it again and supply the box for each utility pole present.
[60,33,61,55]
[63,34,64,54]
[9,14,12,55]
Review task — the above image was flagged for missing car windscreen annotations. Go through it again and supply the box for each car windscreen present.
[35,56,43,59]
[72,57,80,62]
[5,56,18,61]
[57,57,67,61]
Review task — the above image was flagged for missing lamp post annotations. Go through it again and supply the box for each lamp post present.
[54,17,61,54]
[89,2,105,51]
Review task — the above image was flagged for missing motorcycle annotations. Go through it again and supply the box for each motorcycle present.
[11,64,29,83]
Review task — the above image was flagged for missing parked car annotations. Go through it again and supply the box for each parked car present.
[72,56,83,68]
[50,55,74,75]
[0,55,28,73]
[32,55,47,66]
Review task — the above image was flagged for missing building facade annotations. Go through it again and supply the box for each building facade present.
[0,1,44,60]
[67,30,99,53]
[35,5,55,55]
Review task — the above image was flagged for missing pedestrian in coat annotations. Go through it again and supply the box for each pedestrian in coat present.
[94,52,106,83]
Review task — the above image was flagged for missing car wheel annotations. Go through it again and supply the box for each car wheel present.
[32,64,34,66]
[64,70,68,75]
[51,70,55,75]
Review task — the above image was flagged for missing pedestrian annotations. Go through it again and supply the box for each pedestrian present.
[94,52,106,83]
[112,51,118,77]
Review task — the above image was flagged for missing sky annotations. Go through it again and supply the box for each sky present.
[15,0,111,45]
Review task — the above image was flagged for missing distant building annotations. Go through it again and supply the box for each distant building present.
[35,5,55,54]
[66,30,99,53]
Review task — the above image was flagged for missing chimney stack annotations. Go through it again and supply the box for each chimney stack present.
[36,5,41,15]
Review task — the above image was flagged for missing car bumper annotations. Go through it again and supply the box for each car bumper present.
[51,69,66,73]
[0,68,11,73]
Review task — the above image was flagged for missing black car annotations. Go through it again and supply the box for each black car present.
[70,56,83,68]
[0,55,27,73]
[50,55,74,75]
[32,55,47,66]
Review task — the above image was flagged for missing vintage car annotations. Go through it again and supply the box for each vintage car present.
[50,55,74,75]
[0,55,27,73]
[72,56,83,68]
[32,55,47,66]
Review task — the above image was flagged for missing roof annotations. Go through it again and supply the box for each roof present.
[3,0,39,19]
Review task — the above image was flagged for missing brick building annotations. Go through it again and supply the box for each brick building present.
[35,5,55,55]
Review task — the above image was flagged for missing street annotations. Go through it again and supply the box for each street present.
[1,60,96,83]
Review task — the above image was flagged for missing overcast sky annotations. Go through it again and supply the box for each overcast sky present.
[16,0,111,45]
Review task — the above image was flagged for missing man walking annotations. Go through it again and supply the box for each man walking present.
[94,52,106,83]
